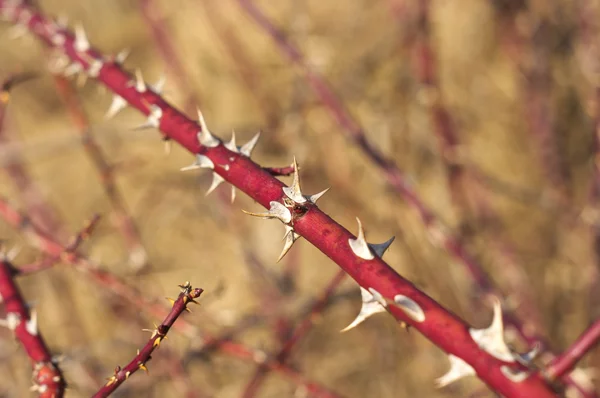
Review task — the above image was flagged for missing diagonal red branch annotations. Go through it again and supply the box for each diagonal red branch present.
[545,319,600,381]
[0,2,559,396]
[91,282,204,398]
[0,259,67,397]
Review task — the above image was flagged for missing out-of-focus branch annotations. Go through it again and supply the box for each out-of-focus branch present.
[91,281,203,398]
[0,258,66,397]
[544,319,600,381]
[52,75,149,271]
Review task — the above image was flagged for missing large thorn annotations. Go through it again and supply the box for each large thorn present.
[133,105,162,130]
[282,157,306,203]
[240,132,260,157]
[242,201,292,224]
[115,48,130,64]
[105,95,127,119]
[74,23,90,52]
[278,225,300,262]
[469,297,515,362]
[224,130,237,152]
[133,69,147,93]
[340,287,387,332]
[393,295,425,322]
[368,236,395,258]
[180,154,214,172]
[196,109,220,148]
[151,74,166,94]
[308,187,330,204]
[206,172,225,196]
[348,218,374,260]
[25,309,38,335]
[435,355,476,388]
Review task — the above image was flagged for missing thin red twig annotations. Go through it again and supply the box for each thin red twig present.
[91,281,203,398]
[545,319,600,381]
[0,196,342,397]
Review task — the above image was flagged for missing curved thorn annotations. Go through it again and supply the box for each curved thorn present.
[240,132,260,157]
[196,109,220,148]
[307,187,330,204]
[393,295,425,322]
[73,23,89,52]
[278,225,299,262]
[224,130,238,152]
[242,201,292,224]
[206,173,225,196]
[469,297,514,362]
[282,157,306,203]
[340,287,386,332]
[435,355,476,388]
[134,68,146,92]
[348,218,374,260]
[368,236,395,258]
[152,74,166,94]
[105,95,127,119]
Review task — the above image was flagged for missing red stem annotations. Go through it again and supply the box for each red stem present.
[0,2,558,396]
[545,319,600,380]
[0,260,66,397]
[92,282,203,398]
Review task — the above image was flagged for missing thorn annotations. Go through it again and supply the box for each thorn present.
[206,172,225,196]
[133,69,146,92]
[224,130,237,152]
[133,105,162,130]
[469,297,515,362]
[393,295,425,322]
[115,48,130,64]
[151,74,166,94]
[165,297,175,306]
[282,157,306,203]
[348,218,374,260]
[240,132,260,157]
[105,95,127,119]
[196,109,220,148]
[63,62,83,78]
[231,186,236,204]
[435,354,476,387]
[368,236,395,258]
[278,225,299,262]
[73,23,90,52]
[340,287,386,332]
[0,312,20,331]
[180,154,214,172]
[242,201,292,224]
[308,187,330,204]
[86,59,103,78]
[138,363,149,373]
[25,309,38,335]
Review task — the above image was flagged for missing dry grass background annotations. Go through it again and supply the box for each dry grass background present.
[0,0,599,397]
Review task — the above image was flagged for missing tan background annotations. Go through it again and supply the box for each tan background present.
[0,0,599,397]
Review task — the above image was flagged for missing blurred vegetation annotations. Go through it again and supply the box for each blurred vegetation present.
[0,0,599,397]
